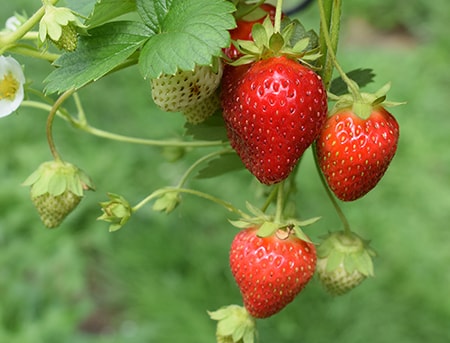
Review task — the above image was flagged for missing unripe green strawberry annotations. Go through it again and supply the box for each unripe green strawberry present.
[32,190,81,228]
[151,60,223,112]
[38,5,84,52]
[208,305,256,343]
[51,23,78,52]
[316,231,375,296]
[23,160,94,229]
[182,91,220,124]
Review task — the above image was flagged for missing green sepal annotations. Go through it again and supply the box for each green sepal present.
[329,81,405,118]
[208,305,257,343]
[23,160,94,198]
[231,16,320,66]
[256,221,280,238]
[98,193,132,232]
[317,230,376,277]
[292,225,314,244]
[152,191,181,214]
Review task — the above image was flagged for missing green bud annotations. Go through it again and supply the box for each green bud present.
[98,193,132,232]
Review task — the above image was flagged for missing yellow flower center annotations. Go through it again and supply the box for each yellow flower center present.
[0,71,20,101]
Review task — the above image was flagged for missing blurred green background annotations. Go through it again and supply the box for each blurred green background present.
[1,0,449,342]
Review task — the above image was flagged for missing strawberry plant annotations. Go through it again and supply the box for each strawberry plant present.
[0,0,404,342]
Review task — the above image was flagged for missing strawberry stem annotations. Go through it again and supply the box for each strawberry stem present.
[317,0,361,102]
[133,187,249,219]
[46,88,76,162]
[312,143,352,233]
[176,148,234,188]
[274,181,285,223]
[274,0,284,33]
[317,0,342,90]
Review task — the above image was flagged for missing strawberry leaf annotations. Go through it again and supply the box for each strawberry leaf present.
[84,0,137,28]
[45,21,152,94]
[196,153,244,179]
[329,68,376,95]
[137,0,235,78]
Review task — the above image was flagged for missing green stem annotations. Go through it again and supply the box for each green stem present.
[260,185,278,213]
[274,0,284,33]
[176,148,234,188]
[7,45,60,62]
[312,143,351,233]
[0,0,59,49]
[22,100,228,148]
[133,187,248,218]
[317,0,361,99]
[274,181,285,223]
[46,89,76,162]
[78,124,228,148]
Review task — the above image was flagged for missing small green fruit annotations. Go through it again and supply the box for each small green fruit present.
[23,160,94,228]
[317,230,375,296]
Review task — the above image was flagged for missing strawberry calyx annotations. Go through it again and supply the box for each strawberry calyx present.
[22,160,94,198]
[208,305,256,343]
[230,16,320,67]
[229,202,320,244]
[98,193,133,232]
[328,82,405,120]
[317,230,376,279]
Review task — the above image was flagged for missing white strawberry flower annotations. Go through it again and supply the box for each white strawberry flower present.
[5,16,21,32]
[0,55,25,118]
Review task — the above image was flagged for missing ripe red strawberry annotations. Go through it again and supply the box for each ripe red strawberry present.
[224,4,279,60]
[315,106,399,201]
[221,56,327,184]
[229,226,316,318]
[151,61,223,112]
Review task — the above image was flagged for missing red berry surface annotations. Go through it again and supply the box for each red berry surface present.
[221,56,328,184]
[315,106,400,201]
[224,4,279,60]
[229,227,316,318]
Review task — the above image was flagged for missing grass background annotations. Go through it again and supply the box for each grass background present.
[1,0,450,342]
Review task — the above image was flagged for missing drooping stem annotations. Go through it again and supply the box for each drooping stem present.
[317,0,342,90]
[312,143,351,233]
[317,0,361,100]
[176,148,234,188]
[46,89,76,162]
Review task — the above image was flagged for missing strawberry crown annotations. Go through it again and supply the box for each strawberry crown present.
[328,82,406,119]
[231,16,321,66]
[22,160,94,198]
[317,230,376,277]
[229,202,320,243]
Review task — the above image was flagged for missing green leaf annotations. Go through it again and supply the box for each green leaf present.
[137,0,236,78]
[184,114,228,141]
[45,21,152,94]
[65,0,97,18]
[196,153,244,179]
[85,0,137,28]
[329,68,376,96]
